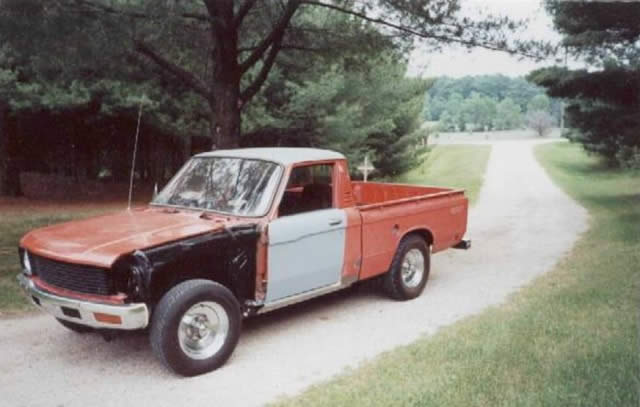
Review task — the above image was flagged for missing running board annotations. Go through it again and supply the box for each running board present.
[245,275,358,317]
[453,239,471,250]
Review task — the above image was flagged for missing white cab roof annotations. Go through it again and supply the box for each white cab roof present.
[196,147,345,166]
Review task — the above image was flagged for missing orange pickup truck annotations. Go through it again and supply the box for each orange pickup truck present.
[18,148,469,376]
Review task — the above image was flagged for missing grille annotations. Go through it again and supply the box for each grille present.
[31,254,112,296]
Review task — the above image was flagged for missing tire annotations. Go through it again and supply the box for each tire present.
[150,279,242,377]
[383,235,430,300]
[56,318,94,333]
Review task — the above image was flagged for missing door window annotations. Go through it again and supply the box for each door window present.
[278,164,334,216]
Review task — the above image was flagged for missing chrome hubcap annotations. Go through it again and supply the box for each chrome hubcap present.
[401,248,425,288]
[178,301,229,360]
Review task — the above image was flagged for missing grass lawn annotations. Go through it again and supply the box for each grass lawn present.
[272,142,640,406]
[396,145,491,204]
[0,199,131,314]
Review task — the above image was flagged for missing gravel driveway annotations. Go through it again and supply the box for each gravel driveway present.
[0,140,587,407]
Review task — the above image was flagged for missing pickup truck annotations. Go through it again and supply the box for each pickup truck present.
[17,148,469,376]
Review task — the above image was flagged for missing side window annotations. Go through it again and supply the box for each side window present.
[278,164,334,216]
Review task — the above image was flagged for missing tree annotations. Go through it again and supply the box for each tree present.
[428,76,553,132]
[421,93,431,122]
[426,75,547,120]
[460,92,496,131]
[439,110,456,131]
[527,94,551,113]
[0,0,536,195]
[0,0,218,194]
[426,75,559,133]
[525,93,552,137]
[528,1,640,166]
[494,97,522,130]
[261,52,429,177]
[45,0,530,150]
[444,92,465,131]
[0,1,427,194]
[526,110,553,137]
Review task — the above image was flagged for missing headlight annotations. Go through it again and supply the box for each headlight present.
[113,265,142,298]
[23,251,32,275]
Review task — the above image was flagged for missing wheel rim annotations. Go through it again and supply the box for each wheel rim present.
[178,301,230,360]
[401,248,425,288]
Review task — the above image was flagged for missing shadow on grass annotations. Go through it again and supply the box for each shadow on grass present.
[578,193,640,242]
[551,157,611,177]
[584,192,640,208]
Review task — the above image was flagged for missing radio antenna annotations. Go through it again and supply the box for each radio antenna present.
[127,96,146,211]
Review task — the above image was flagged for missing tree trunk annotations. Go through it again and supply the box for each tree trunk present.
[209,81,241,149]
[209,47,241,148]
[207,0,241,150]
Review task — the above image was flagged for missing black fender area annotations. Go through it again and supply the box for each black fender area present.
[114,225,260,307]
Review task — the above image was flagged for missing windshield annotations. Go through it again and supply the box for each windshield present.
[152,157,282,216]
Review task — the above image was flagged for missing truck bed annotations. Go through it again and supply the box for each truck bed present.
[352,181,468,281]
[352,181,464,209]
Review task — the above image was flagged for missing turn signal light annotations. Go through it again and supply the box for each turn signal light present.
[93,312,122,325]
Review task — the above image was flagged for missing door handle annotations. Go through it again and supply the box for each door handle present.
[328,218,343,226]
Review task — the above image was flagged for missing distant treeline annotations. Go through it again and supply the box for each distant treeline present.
[423,75,560,132]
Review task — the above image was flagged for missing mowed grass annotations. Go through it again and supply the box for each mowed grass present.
[397,145,491,204]
[272,142,639,406]
[0,199,130,314]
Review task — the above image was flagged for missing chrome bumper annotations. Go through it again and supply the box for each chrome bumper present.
[17,273,149,330]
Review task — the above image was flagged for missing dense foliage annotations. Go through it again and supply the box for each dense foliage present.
[528,1,640,167]
[425,75,557,132]
[18,0,526,149]
[242,51,430,177]
[0,0,531,195]
[0,1,423,193]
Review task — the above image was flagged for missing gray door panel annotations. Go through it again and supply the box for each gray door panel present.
[266,209,346,302]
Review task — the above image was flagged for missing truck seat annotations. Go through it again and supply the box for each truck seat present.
[300,183,332,211]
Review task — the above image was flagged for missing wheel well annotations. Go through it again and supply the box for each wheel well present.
[143,228,260,307]
[403,229,433,246]
[151,268,235,306]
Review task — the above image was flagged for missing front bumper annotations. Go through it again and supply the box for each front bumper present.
[17,273,149,330]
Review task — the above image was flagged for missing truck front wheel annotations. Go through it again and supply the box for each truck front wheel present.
[150,279,241,376]
[383,235,430,300]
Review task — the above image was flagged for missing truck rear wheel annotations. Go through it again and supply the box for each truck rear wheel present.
[150,279,241,377]
[383,235,430,300]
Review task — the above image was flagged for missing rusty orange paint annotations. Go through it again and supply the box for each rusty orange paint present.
[254,230,269,302]
[20,207,255,268]
[353,181,468,279]
[334,160,362,279]
[342,207,362,279]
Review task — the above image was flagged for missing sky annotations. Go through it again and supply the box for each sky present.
[407,0,562,78]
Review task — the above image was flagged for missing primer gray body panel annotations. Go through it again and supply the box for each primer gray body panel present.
[265,209,346,303]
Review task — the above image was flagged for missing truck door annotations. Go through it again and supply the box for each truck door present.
[265,163,346,303]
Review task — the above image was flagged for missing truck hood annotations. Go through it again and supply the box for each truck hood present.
[20,207,249,268]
